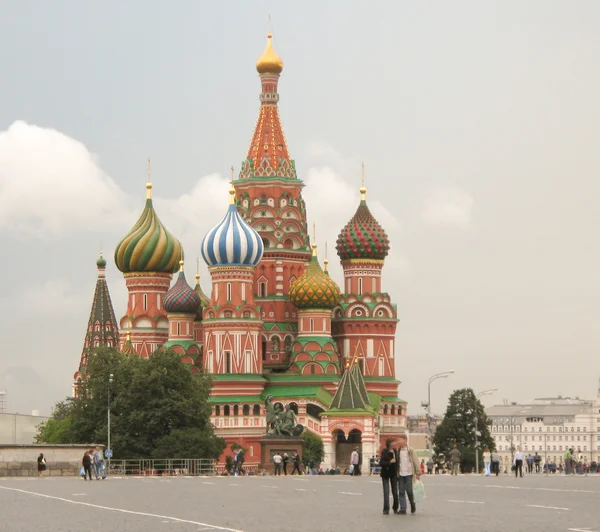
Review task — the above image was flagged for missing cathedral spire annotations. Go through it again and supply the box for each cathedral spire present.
[74,253,120,387]
[240,33,295,180]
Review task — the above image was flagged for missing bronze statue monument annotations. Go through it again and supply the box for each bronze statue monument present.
[265,395,304,437]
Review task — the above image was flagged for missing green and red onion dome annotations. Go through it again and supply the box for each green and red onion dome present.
[163,262,201,315]
[289,245,341,310]
[114,183,183,274]
[336,187,390,261]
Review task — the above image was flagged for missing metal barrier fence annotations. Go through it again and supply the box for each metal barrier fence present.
[107,459,216,477]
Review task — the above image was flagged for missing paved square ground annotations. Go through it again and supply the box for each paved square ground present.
[1,472,598,532]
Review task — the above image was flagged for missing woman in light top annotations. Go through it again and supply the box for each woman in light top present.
[482,448,491,476]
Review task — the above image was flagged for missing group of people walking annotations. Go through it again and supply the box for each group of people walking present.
[272,451,303,475]
[379,434,421,515]
[81,447,106,480]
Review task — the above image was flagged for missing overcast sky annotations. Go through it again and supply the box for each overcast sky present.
[1,1,599,417]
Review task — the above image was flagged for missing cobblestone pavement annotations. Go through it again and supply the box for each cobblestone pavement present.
[1,472,598,532]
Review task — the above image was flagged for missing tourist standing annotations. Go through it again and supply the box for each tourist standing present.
[526,454,534,474]
[513,447,524,478]
[491,450,500,476]
[426,457,434,475]
[379,438,398,515]
[395,434,420,514]
[534,452,541,473]
[82,450,93,480]
[350,447,360,476]
[37,453,46,477]
[273,452,282,475]
[291,452,302,475]
[282,453,289,475]
[482,448,491,476]
[450,444,461,475]
[93,447,105,480]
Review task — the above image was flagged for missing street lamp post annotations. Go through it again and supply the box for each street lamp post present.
[474,389,498,475]
[107,373,113,475]
[422,370,455,435]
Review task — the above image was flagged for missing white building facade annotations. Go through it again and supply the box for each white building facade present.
[486,393,600,468]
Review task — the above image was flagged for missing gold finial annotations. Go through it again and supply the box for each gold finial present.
[256,32,284,75]
[345,359,350,368]
[179,259,184,272]
[196,257,200,282]
[312,221,316,243]
[229,181,236,205]
[230,166,235,186]
[126,329,131,341]
[324,242,329,272]
[360,162,366,201]
[146,157,153,199]
[311,243,317,257]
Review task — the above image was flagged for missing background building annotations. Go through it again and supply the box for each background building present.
[487,391,600,467]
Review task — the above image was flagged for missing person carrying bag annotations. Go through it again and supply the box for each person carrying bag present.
[379,438,399,515]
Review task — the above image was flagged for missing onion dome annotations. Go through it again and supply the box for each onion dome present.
[163,260,201,315]
[256,33,283,75]
[96,252,107,269]
[121,330,136,356]
[336,186,390,261]
[289,245,341,310]
[114,181,183,274]
[201,187,264,268]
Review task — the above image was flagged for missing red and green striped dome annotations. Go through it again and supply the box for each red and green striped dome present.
[114,183,182,274]
[164,263,201,315]
[336,190,389,261]
[289,246,341,310]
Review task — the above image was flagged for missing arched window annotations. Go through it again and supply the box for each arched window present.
[284,335,293,355]
[253,404,261,416]
[224,405,230,417]
[284,238,294,249]
[358,278,363,295]
[383,404,389,415]
[225,352,232,373]
[215,405,221,416]
[234,405,239,416]
[243,405,250,416]
[262,337,267,361]
[259,282,267,298]
[262,238,270,249]
[226,283,232,301]
[272,337,280,353]
[289,402,299,415]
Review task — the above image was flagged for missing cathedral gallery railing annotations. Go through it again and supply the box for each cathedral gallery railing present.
[107,458,216,477]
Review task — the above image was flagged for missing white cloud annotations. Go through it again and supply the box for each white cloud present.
[302,165,407,284]
[421,186,473,227]
[0,121,128,238]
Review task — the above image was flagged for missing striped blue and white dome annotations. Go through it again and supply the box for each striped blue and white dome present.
[201,191,264,268]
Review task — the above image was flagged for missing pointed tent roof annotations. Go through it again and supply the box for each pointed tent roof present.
[329,363,372,411]
[75,253,119,376]
[239,33,296,180]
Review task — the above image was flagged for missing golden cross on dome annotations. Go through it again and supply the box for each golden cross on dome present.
[360,162,366,201]
[230,166,235,186]
[146,157,153,199]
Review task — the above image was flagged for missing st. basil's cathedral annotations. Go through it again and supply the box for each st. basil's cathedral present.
[74,34,407,469]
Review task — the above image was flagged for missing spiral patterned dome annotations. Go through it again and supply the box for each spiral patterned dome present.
[289,245,341,310]
[163,262,202,315]
[201,188,263,268]
[114,183,183,274]
[336,188,390,261]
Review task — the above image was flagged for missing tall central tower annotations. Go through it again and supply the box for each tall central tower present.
[233,34,311,369]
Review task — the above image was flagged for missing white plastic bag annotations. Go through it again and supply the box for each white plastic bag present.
[413,479,426,502]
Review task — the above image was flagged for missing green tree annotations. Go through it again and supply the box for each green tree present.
[36,348,222,460]
[152,428,225,459]
[432,388,495,473]
[35,400,75,443]
[301,431,325,467]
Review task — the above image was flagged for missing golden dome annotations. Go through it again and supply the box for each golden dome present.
[256,33,283,75]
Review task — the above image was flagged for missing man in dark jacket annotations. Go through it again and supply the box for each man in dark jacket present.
[380,439,399,514]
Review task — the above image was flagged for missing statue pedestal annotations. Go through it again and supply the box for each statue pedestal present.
[259,437,305,475]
